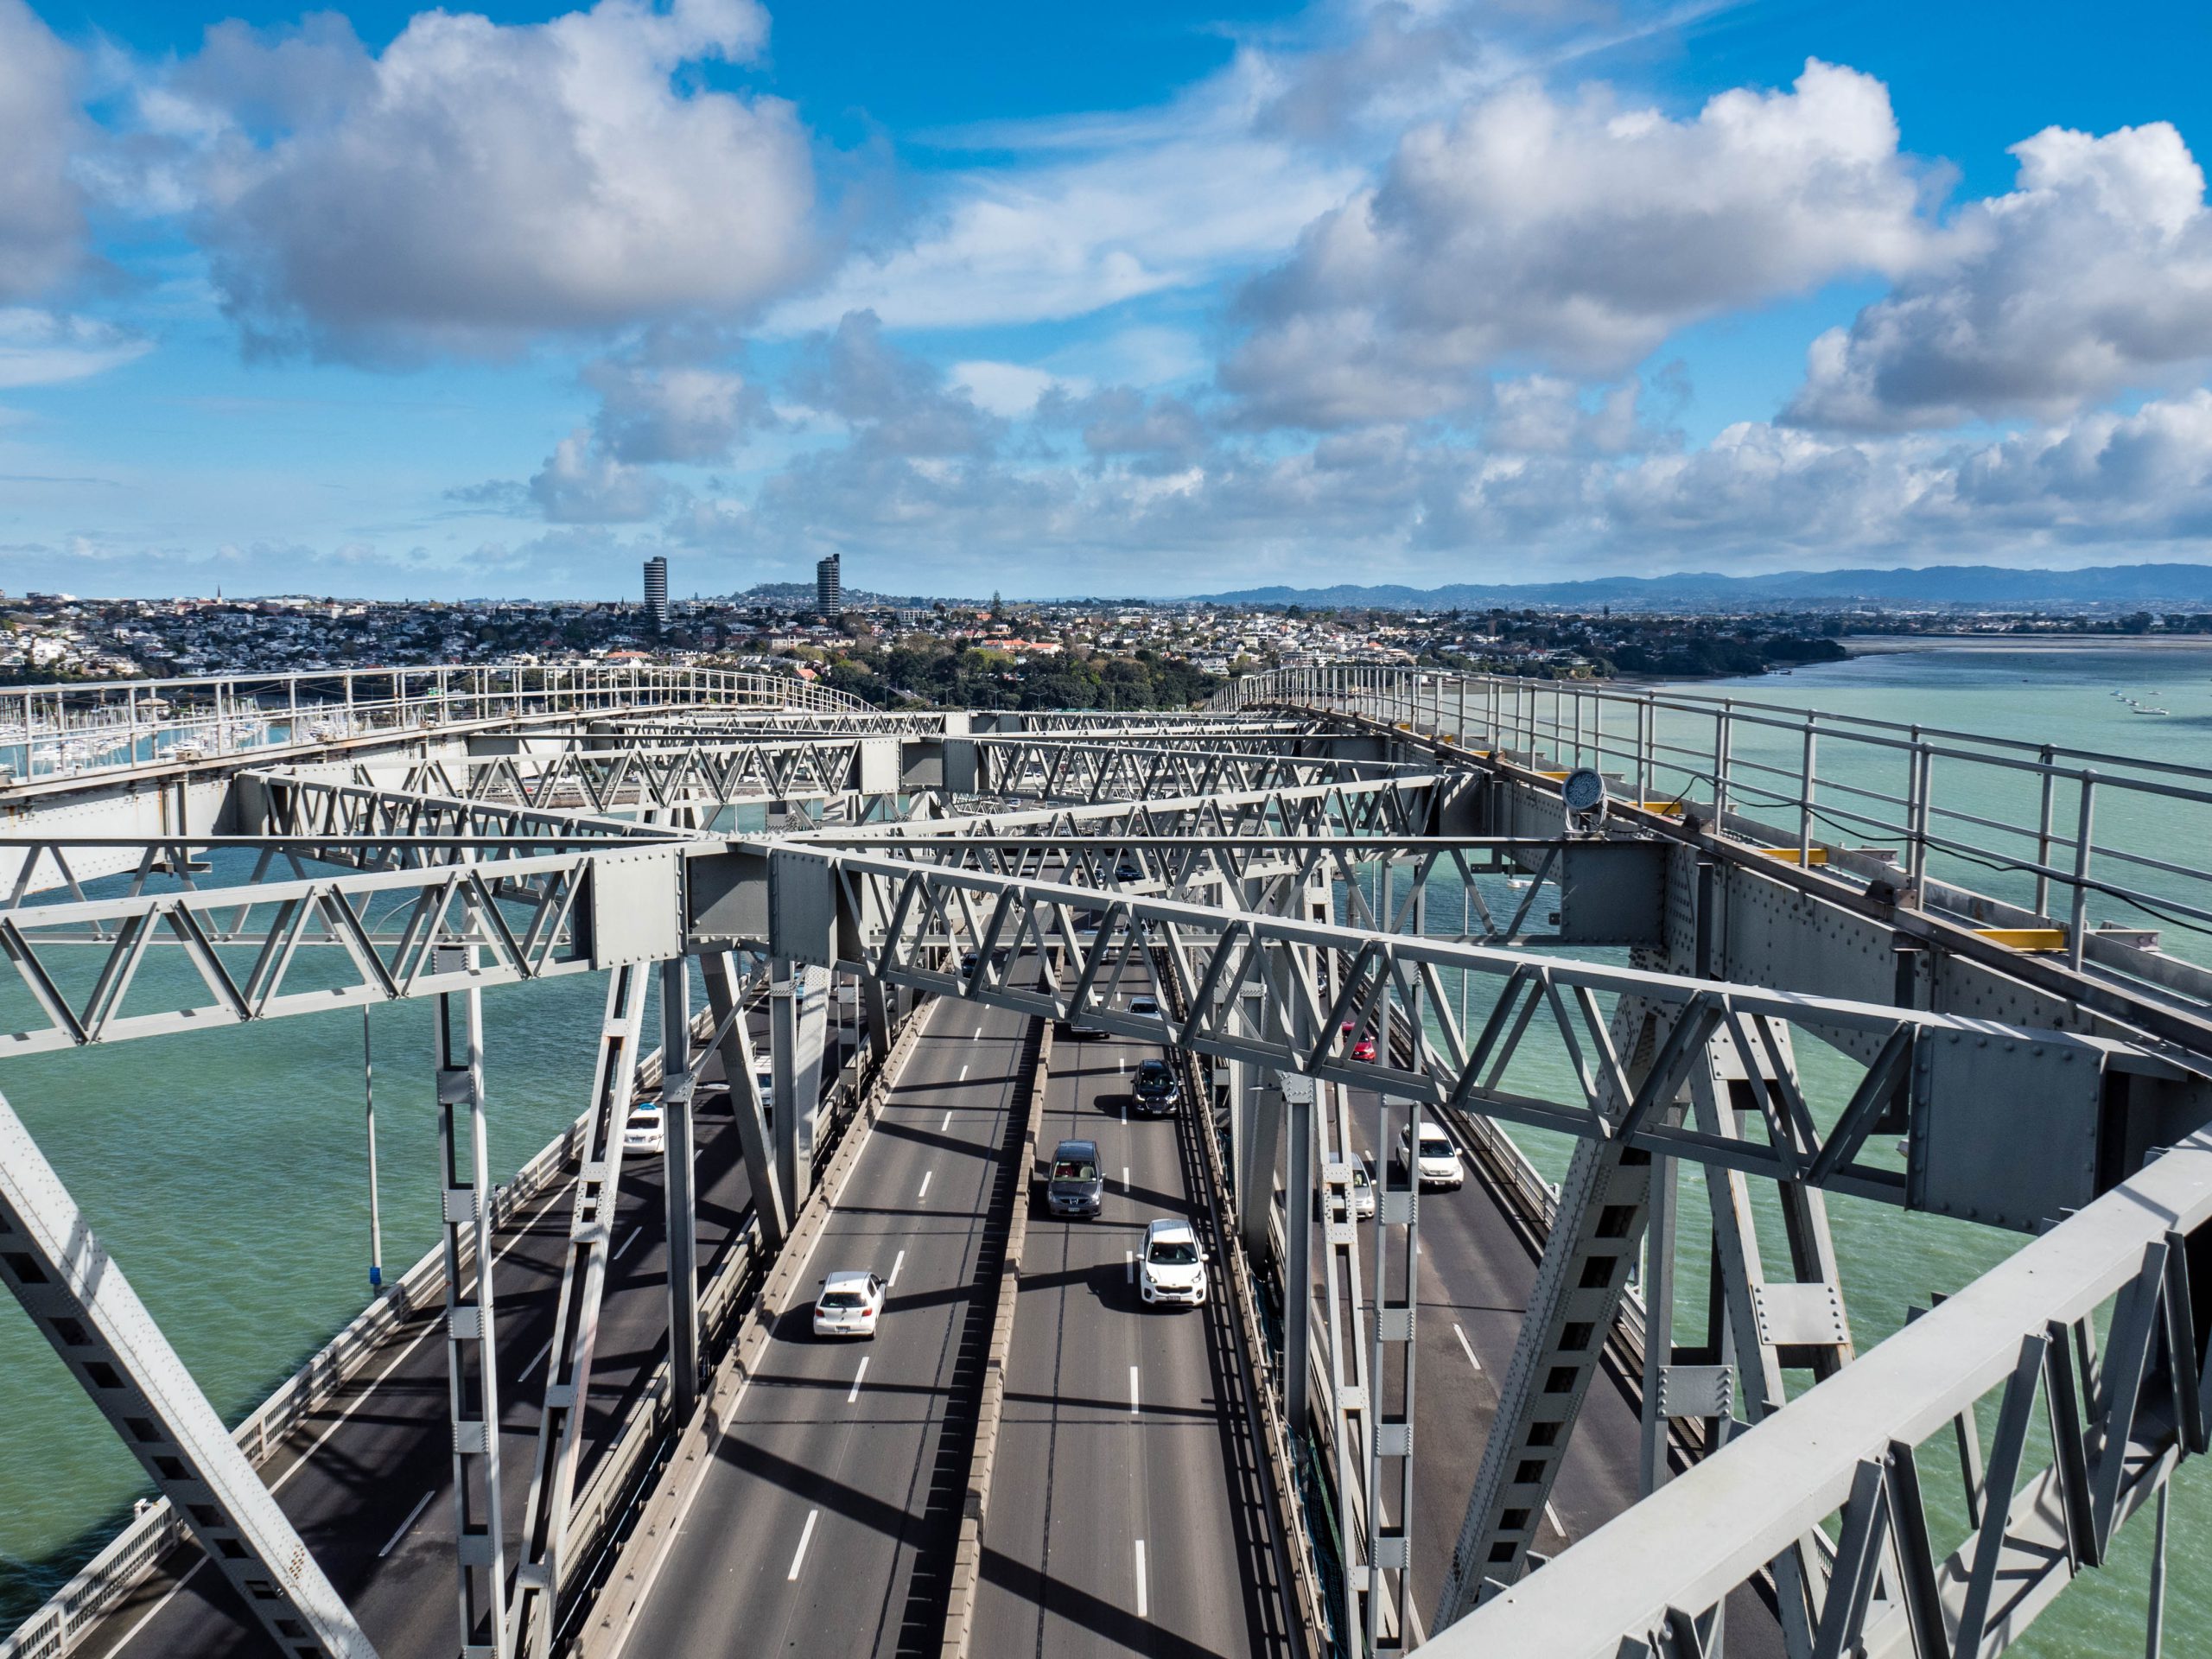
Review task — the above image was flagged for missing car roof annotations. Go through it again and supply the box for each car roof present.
[629,1100,663,1114]
[822,1269,875,1291]
[1144,1217,1198,1243]
[1052,1138,1099,1156]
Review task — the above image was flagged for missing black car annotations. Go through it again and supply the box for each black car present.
[1046,1138,1104,1217]
[1130,1057,1181,1116]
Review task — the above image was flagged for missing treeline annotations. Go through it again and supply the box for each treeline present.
[1603,632,1848,677]
[821,640,1222,710]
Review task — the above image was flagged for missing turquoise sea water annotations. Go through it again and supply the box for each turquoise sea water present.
[6,645,2212,1649]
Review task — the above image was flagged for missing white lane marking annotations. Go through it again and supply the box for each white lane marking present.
[918,1170,933,1201]
[940,1109,952,1131]
[612,1225,641,1262]
[1121,1101,1127,1125]
[890,1249,906,1287]
[1453,1322,1482,1373]
[1128,1364,1141,1414]
[1125,1249,1134,1284]
[377,1489,436,1559]
[973,1026,982,1040]
[1118,1057,1125,1075]
[110,1186,569,1652]
[1135,1539,1149,1618]
[1545,1500,1568,1540]
[848,1357,871,1404]
[520,1336,555,1381]
[786,1509,820,1580]
[959,1064,969,1081]
[1122,1166,1129,1192]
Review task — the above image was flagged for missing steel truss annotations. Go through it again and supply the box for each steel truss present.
[973,736,1421,803]
[817,853,2180,1211]
[1431,1125,2212,1659]
[5,680,2212,1659]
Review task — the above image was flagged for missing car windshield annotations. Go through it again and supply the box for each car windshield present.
[1137,1062,1168,1080]
[1052,1160,1098,1181]
[1351,1165,1370,1188]
[819,1291,865,1310]
[1148,1238,1200,1265]
[1420,1134,1453,1154]
[626,1110,658,1126]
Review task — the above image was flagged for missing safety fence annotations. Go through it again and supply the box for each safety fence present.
[1219,664,2212,976]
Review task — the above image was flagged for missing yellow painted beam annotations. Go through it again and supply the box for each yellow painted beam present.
[1974,927,2069,952]
[1756,846,1829,866]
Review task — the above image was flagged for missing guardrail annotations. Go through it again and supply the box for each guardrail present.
[0,662,869,785]
[1217,664,2212,974]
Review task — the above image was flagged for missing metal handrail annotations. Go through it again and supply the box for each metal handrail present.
[1218,664,2212,973]
[0,662,872,785]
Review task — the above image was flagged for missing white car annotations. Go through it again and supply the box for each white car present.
[1350,1155,1376,1218]
[1138,1218,1209,1307]
[1403,1122,1464,1190]
[753,1067,777,1126]
[621,1101,665,1156]
[1129,994,1162,1018]
[813,1269,887,1338]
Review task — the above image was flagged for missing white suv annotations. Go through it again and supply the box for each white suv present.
[1138,1218,1209,1307]
[1403,1122,1464,1189]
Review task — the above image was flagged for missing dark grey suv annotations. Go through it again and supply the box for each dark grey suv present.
[1046,1138,1104,1217]
[1130,1057,1181,1116]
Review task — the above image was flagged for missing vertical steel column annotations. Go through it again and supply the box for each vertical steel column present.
[509,958,651,1658]
[661,956,701,1424]
[1637,1152,1677,1496]
[705,951,790,1247]
[1282,1071,1315,1432]
[0,1087,378,1659]
[434,939,506,1657]
[364,1009,383,1291]
[772,959,830,1207]
[2069,772,2098,972]
[860,974,893,1065]
[1798,719,1818,869]
[2034,746,2057,918]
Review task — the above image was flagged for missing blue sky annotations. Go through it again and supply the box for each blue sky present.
[4,0,2212,600]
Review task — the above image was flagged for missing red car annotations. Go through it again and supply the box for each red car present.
[1351,1034,1377,1062]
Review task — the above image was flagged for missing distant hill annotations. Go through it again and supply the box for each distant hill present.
[1189,563,2212,612]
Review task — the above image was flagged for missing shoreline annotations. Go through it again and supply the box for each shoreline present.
[1840,632,2212,656]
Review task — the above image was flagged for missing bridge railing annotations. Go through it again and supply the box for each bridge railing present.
[1220,664,2212,975]
[0,662,869,785]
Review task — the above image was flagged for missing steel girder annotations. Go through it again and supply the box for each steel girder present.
[811,852,2180,1213]
[250,772,680,862]
[0,852,610,1052]
[973,738,1417,804]
[433,944,506,1656]
[0,1087,377,1659]
[509,959,652,1656]
[1429,1128,2212,1659]
[365,741,880,814]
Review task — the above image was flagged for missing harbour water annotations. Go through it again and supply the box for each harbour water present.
[5,643,2212,1649]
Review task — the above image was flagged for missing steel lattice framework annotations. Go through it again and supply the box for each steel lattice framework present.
[2,661,2210,1659]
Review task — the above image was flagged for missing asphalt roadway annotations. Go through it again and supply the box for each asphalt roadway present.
[599,990,1035,1659]
[969,1027,1296,1659]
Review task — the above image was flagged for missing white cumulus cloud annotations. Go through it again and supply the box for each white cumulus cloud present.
[1789,121,2212,429]
[1225,60,1931,428]
[169,0,817,359]
[0,0,87,302]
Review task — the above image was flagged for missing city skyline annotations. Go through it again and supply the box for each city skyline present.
[3,0,2212,600]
